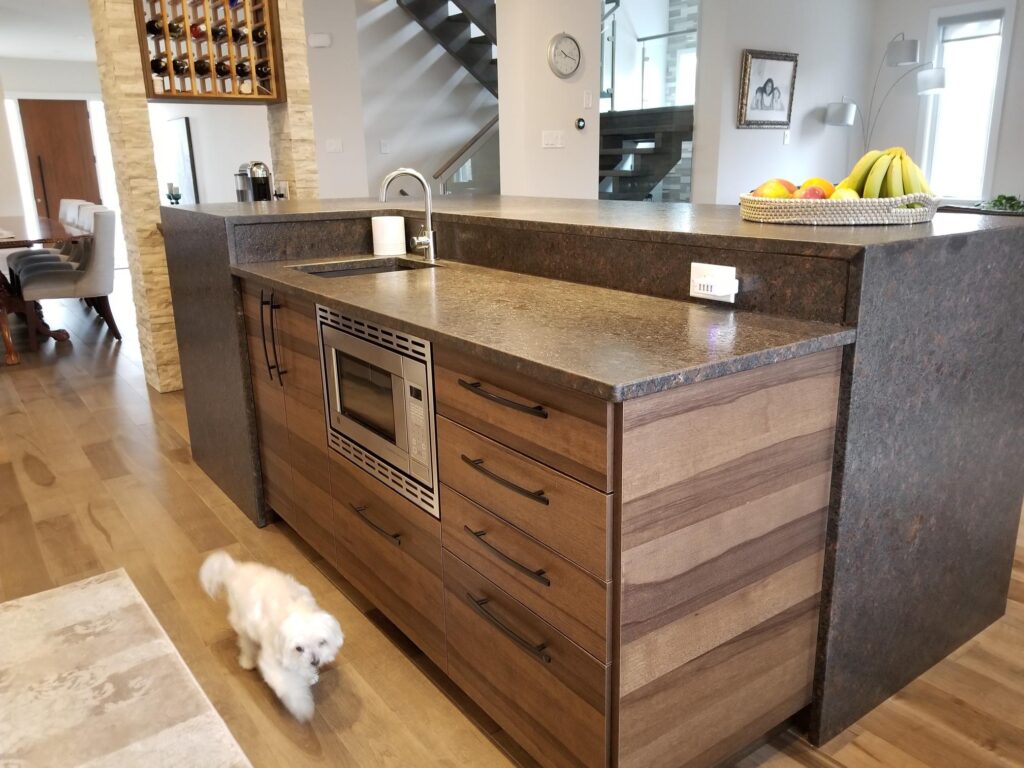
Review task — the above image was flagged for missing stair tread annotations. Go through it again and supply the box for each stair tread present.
[599,147,657,155]
[602,169,643,177]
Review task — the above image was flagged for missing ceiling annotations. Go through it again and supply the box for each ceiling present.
[0,0,96,62]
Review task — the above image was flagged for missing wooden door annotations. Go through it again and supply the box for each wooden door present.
[18,100,102,219]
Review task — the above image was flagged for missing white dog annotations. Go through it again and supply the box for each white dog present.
[200,551,344,722]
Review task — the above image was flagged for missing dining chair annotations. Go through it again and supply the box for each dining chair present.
[18,207,120,350]
[5,200,95,280]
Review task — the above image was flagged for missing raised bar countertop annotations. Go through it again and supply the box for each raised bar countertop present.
[180,194,1024,258]
[233,254,854,401]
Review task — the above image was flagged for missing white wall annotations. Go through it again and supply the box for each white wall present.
[692,0,874,204]
[0,57,100,97]
[497,0,601,198]
[353,0,497,196]
[147,103,273,204]
[0,86,24,216]
[304,0,370,199]
[869,0,1024,197]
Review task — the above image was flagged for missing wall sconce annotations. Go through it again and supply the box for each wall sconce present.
[824,32,944,149]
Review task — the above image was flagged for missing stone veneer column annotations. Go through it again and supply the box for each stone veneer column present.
[267,0,319,199]
[89,0,182,392]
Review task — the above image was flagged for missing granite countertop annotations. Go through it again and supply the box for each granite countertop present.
[232,254,855,402]
[178,195,1024,260]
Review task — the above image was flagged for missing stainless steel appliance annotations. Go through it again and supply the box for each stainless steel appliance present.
[235,161,273,202]
[317,305,439,517]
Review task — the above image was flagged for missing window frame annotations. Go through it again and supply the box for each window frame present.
[916,0,1017,202]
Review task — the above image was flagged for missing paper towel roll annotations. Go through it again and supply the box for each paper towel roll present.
[372,216,406,256]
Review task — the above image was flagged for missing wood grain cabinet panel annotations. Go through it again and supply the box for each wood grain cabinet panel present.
[443,551,609,768]
[329,451,446,669]
[438,416,612,580]
[434,347,613,491]
[441,485,609,662]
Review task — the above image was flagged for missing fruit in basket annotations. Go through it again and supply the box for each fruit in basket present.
[862,152,894,198]
[839,147,934,198]
[830,187,859,200]
[800,177,835,197]
[751,178,796,198]
[794,185,827,199]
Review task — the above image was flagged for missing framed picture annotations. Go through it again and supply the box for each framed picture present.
[154,117,199,204]
[737,49,798,128]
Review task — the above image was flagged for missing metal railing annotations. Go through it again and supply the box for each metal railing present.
[433,114,499,194]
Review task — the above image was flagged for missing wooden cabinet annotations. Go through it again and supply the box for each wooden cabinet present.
[241,281,334,565]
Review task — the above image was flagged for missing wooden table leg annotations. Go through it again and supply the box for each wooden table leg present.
[0,304,18,365]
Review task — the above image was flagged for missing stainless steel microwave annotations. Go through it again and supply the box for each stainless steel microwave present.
[316,305,438,517]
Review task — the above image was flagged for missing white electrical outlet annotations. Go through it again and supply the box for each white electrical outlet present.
[541,130,564,148]
[690,263,739,303]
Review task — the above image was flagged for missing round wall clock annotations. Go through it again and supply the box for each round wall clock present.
[548,32,581,79]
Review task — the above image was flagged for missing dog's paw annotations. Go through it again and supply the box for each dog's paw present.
[285,695,315,723]
[238,653,257,671]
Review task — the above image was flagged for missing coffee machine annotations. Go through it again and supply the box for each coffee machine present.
[235,161,273,202]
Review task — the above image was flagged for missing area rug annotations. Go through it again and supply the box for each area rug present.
[0,569,251,767]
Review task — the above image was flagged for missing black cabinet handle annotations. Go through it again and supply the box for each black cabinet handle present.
[259,289,274,381]
[460,455,549,506]
[464,526,550,586]
[268,290,286,385]
[466,592,551,664]
[457,379,548,419]
[350,503,401,546]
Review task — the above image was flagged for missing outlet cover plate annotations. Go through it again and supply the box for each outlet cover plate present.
[690,262,739,303]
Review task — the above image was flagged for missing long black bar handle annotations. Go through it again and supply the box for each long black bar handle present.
[460,455,550,505]
[466,592,552,664]
[268,290,286,385]
[36,155,51,219]
[350,503,401,546]
[259,289,274,381]
[464,526,550,586]
[457,379,548,419]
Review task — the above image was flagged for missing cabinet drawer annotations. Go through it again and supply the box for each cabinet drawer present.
[441,486,608,662]
[328,451,445,668]
[438,417,611,580]
[434,347,612,491]
[444,551,608,768]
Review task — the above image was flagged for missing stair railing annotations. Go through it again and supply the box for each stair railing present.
[434,114,499,194]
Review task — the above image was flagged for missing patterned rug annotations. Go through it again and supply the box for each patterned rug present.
[0,569,251,767]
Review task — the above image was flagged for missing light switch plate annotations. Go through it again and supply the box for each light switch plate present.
[379,140,391,155]
[783,129,791,145]
[325,138,343,154]
[690,262,739,303]
[541,130,564,148]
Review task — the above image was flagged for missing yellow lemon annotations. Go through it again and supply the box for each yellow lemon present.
[800,177,836,197]
[830,187,860,200]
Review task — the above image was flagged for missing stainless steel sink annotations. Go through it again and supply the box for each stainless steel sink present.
[291,257,436,278]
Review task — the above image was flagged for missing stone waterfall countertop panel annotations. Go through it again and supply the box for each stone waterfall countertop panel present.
[180,195,1024,259]
[232,256,855,402]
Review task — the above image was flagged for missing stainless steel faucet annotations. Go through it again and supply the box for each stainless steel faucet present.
[379,168,436,262]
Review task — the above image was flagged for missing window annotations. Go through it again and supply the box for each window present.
[923,5,1013,200]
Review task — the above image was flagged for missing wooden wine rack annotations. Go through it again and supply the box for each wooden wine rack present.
[135,0,285,103]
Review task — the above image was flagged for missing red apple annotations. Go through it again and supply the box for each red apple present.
[793,186,827,200]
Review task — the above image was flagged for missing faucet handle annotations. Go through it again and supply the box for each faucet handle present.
[409,227,433,254]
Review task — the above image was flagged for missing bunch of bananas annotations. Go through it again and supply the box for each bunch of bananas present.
[837,147,933,199]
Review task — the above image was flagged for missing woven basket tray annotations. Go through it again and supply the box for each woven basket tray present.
[739,192,939,225]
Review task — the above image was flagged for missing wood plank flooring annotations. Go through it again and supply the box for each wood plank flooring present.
[1,271,1022,768]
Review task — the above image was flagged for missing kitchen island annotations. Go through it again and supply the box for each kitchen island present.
[162,197,1023,766]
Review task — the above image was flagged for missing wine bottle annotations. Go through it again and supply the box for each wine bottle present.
[231,26,248,43]
[145,18,164,36]
[150,57,168,75]
[211,24,229,41]
[215,60,232,77]
[255,62,271,80]
[252,26,268,44]
[171,58,190,76]
[235,60,251,78]
[194,59,212,76]
[189,22,207,39]
[167,21,185,38]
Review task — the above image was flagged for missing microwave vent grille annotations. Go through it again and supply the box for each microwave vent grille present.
[329,431,439,518]
[317,305,428,363]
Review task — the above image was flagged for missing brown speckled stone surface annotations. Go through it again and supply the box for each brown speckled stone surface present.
[231,255,854,402]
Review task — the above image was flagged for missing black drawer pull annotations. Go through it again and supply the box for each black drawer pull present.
[460,455,550,506]
[259,290,274,381]
[465,526,551,587]
[457,379,548,419]
[466,592,551,664]
[350,503,401,546]
[268,290,286,385]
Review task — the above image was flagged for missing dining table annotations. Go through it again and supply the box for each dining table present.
[0,215,75,365]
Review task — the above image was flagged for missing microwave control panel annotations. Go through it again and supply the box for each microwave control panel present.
[406,384,430,466]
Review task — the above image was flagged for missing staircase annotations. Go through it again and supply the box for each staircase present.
[397,0,498,95]
[599,106,694,200]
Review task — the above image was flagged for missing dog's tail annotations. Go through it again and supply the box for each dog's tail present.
[199,550,237,599]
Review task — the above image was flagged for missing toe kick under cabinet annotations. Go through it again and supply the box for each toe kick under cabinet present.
[239,279,842,768]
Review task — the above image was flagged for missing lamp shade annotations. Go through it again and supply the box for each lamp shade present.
[886,37,920,66]
[917,66,946,94]
[825,101,858,126]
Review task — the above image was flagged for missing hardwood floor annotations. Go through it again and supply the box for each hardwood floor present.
[1,271,1022,768]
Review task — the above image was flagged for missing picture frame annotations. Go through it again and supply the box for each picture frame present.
[737,49,798,128]
[154,117,199,205]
